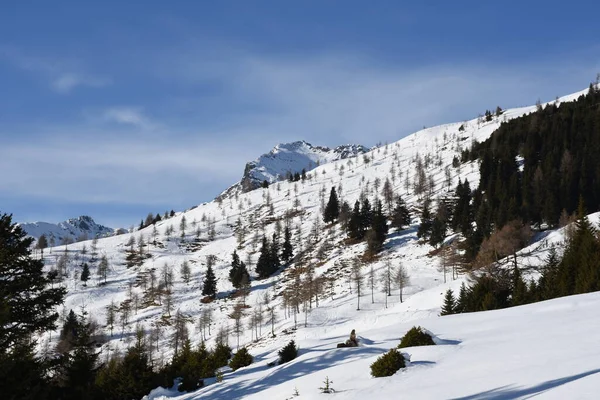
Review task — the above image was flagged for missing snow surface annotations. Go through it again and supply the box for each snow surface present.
[35,86,597,399]
[147,288,600,400]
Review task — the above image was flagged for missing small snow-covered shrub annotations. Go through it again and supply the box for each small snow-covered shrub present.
[370,348,406,377]
[229,347,253,371]
[398,326,435,348]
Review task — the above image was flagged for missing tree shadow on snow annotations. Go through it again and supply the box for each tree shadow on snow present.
[450,368,600,400]
[199,345,383,400]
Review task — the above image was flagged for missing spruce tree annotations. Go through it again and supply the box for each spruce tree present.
[440,289,456,315]
[270,233,281,270]
[323,187,340,223]
[202,265,218,298]
[80,263,90,285]
[256,236,274,279]
[280,225,293,264]
[390,195,411,230]
[417,200,433,240]
[456,282,468,313]
[367,200,388,254]
[0,212,66,351]
[429,217,447,248]
[510,266,528,306]
[229,250,242,288]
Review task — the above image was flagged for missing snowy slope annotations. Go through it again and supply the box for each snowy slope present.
[150,287,600,400]
[19,215,115,243]
[231,140,367,193]
[36,87,595,399]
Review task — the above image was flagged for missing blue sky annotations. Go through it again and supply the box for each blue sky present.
[1,1,599,228]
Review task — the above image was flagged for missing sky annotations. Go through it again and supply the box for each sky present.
[1,1,599,228]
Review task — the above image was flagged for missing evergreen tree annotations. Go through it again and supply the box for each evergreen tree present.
[229,250,250,290]
[440,289,456,315]
[202,265,218,298]
[0,212,65,399]
[323,187,340,223]
[270,233,281,269]
[390,195,411,230]
[54,313,101,400]
[366,199,388,255]
[347,200,362,240]
[80,263,90,285]
[510,266,528,306]
[229,250,241,287]
[429,217,447,248]
[256,236,277,279]
[417,200,433,240]
[456,282,468,313]
[280,225,293,264]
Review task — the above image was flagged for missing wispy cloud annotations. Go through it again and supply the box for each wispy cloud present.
[157,45,600,146]
[51,73,111,94]
[0,46,111,94]
[102,107,155,129]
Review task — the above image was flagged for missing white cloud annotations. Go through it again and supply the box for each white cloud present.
[51,73,111,94]
[158,46,599,146]
[102,107,154,129]
[0,46,111,94]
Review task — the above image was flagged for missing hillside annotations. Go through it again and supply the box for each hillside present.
[36,86,595,399]
[151,285,600,400]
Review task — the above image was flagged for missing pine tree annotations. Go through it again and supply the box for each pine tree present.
[0,212,66,351]
[55,312,101,399]
[229,250,242,288]
[270,233,280,269]
[429,217,447,248]
[456,282,468,313]
[347,201,362,240]
[281,225,293,264]
[390,195,411,230]
[440,289,456,315]
[80,263,90,285]
[255,236,273,279]
[417,199,433,240]
[510,266,528,306]
[366,200,388,255]
[202,264,218,298]
[323,187,340,223]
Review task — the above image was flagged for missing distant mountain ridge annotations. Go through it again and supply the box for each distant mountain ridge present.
[223,140,368,197]
[18,215,115,244]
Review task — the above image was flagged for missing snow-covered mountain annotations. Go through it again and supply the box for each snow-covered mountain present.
[19,215,115,244]
[35,86,597,399]
[231,140,368,194]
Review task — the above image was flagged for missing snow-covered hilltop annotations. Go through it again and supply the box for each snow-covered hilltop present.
[19,215,115,244]
[233,140,368,193]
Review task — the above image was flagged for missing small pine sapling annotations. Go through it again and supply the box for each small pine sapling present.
[319,376,335,393]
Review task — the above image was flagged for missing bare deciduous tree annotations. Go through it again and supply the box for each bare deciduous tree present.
[394,263,410,303]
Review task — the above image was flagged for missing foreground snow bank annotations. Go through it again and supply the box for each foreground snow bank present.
[163,289,600,400]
